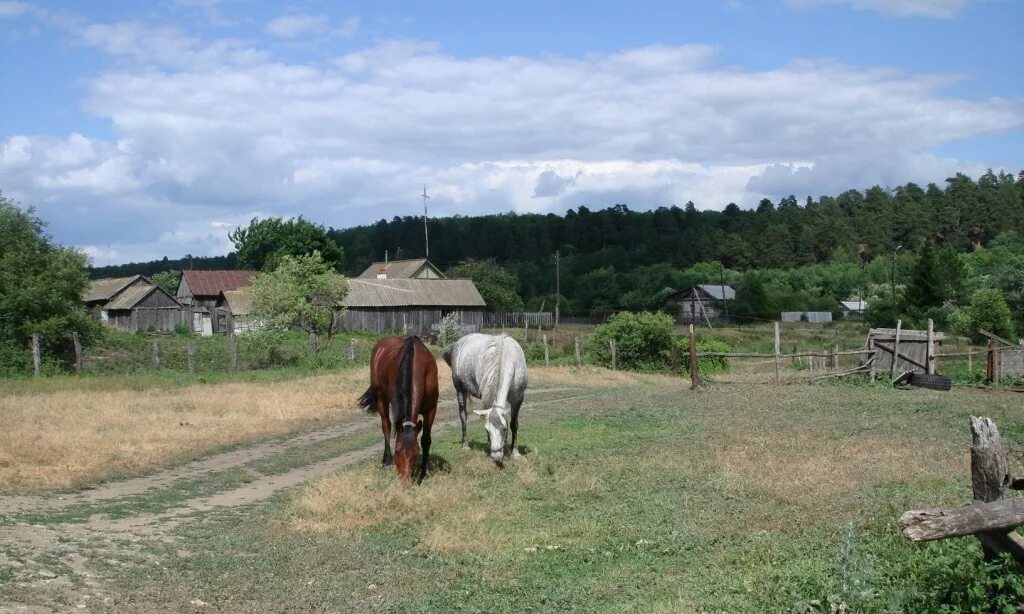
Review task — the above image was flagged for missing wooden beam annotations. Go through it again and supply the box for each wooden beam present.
[979,329,1016,348]
[900,497,1024,542]
[890,319,902,381]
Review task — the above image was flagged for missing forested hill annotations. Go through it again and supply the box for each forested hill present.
[91,170,1024,315]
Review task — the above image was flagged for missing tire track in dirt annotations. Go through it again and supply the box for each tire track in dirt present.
[0,387,583,516]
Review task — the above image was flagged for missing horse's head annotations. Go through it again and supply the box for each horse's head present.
[473,406,509,463]
[393,420,421,484]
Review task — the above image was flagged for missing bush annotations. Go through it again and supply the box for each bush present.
[437,312,461,348]
[952,288,1016,343]
[586,311,675,371]
[668,336,731,374]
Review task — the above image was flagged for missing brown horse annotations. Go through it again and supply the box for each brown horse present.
[359,336,439,484]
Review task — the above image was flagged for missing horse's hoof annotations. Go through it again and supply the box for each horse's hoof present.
[511,449,523,459]
[461,443,470,450]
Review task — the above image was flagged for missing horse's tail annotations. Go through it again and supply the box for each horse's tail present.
[391,336,417,426]
[358,386,376,414]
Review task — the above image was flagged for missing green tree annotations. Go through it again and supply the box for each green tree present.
[952,288,1016,342]
[587,311,675,371]
[150,270,181,295]
[230,217,344,272]
[905,241,945,311]
[248,252,348,335]
[450,258,524,312]
[733,272,770,321]
[0,194,95,373]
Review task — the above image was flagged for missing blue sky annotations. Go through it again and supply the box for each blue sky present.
[1,0,1022,264]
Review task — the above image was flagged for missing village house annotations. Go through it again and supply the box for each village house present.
[668,284,736,324]
[336,278,486,334]
[358,258,446,280]
[176,270,258,335]
[83,276,183,333]
[215,288,263,335]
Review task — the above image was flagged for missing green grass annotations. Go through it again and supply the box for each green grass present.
[70,381,1024,612]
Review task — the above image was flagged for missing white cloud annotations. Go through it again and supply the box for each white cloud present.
[265,13,359,39]
[786,0,967,18]
[0,20,1020,262]
[0,1,32,18]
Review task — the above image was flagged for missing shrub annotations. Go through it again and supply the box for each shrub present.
[586,311,675,371]
[669,335,731,374]
[952,288,1016,343]
[437,312,462,348]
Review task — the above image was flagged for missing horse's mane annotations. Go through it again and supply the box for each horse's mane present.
[391,336,417,427]
[478,334,506,409]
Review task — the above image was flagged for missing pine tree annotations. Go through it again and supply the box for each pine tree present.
[905,241,945,310]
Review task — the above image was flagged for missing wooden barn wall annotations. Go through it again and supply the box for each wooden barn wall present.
[334,308,483,334]
[106,290,183,333]
[872,338,939,374]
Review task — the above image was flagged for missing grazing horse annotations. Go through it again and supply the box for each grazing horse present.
[359,336,439,484]
[443,333,528,463]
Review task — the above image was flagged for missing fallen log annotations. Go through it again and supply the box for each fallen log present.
[900,497,1024,542]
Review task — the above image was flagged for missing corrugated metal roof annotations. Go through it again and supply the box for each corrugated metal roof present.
[220,289,252,316]
[696,284,736,300]
[342,278,485,308]
[357,259,445,279]
[840,300,866,311]
[83,275,145,303]
[182,270,258,297]
[103,284,180,310]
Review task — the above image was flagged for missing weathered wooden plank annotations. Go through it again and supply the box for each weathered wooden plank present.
[900,498,1024,542]
[972,416,1009,504]
[872,341,928,371]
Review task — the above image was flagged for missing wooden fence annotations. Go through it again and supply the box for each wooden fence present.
[483,312,554,329]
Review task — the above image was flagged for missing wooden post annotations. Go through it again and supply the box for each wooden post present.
[347,339,356,362]
[574,336,581,368]
[986,338,995,384]
[72,332,83,375]
[790,344,797,365]
[310,332,320,355]
[927,318,935,374]
[890,319,902,381]
[868,337,876,382]
[542,334,549,366]
[187,340,196,374]
[773,322,781,384]
[968,346,973,372]
[832,344,839,371]
[31,333,40,377]
[971,416,1011,559]
[689,324,698,390]
[152,338,160,370]
[227,332,237,372]
[610,338,617,371]
[996,347,1003,384]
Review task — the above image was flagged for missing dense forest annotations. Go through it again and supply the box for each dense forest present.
[91,170,1024,326]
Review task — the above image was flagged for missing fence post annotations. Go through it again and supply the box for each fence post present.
[968,346,973,372]
[832,345,839,371]
[31,333,41,377]
[187,339,196,374]
[927,318,935,375]
[152,337,160,370]
[971,417,1010,559]
[986,338,995,384]
[574,336,581,368]
[542,334,549,366]
[890,319,902,381]
[347,339,356,362]
[773,322,781,384]
[228,332,237,372]
[610,338,617,371]
[72,332,83,375]
[310,332,320,356]
[689,324,698,390]
[868,337,876,382]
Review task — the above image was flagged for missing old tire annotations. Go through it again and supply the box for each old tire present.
[907,373,952,391]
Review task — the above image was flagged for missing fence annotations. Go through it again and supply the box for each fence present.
[483,312,554,329]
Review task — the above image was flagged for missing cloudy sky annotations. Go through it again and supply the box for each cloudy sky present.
[1,0,1022,265]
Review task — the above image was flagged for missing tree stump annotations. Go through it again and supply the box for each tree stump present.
[971,416,1012,560]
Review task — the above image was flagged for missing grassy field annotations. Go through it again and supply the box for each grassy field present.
[2,364,1022,611]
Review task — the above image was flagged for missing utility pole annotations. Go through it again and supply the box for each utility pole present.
[421,185,430,259]
[720,267,728,324]
[555,250,560,327]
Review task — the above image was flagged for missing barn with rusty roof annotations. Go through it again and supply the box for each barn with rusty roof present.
[176,270,259,335]
[335,278,486,334]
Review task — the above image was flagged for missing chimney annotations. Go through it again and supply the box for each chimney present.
[376,266,388,280]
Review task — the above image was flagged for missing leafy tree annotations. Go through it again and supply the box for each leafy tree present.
[905,241,945,310]
[450,258,524,312]
[0,194,95,373]
[952,288,1016,342]
[230,217,344,272]
[248,251,348,335]
[734,272,771,321]
[150,270,181,295]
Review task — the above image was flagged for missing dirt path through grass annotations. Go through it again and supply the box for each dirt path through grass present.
[0,386,593,611]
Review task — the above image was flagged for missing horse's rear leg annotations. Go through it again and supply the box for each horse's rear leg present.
[377,394,393,466]
[509,397,523,459]
[456,389,469,450]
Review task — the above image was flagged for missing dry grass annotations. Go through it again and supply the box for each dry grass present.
[289,453,524,554]
[529,365,687,389]
[0,369,378,494]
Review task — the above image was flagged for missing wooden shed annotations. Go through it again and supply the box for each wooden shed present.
[868,327,944,374]
[216,289,264,335]
[335,278,486,334]
[83,275,151,313]
[101,285,184,333]
[668,285,736,324]
[176,270,258,335]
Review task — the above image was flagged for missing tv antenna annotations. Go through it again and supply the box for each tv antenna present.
[421,185,430,259]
